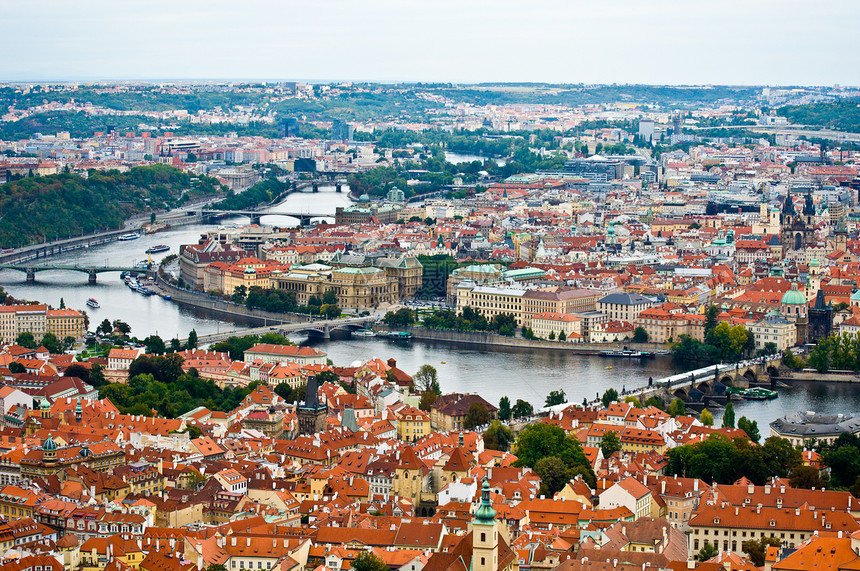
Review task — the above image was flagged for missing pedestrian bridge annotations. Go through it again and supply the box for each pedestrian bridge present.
[633,354,784,403]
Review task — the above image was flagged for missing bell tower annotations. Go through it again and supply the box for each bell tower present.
[471,478,500,571]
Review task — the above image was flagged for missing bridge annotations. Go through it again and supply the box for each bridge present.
[184,315,376,346]
[615,354,785,407]
[0,264,146,284]
[191,209,332,226]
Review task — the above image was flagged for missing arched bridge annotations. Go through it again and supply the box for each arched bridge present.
[183,315,376,346]
[636,355,784,404]
[0,264,145,284]
[188,209,332,226]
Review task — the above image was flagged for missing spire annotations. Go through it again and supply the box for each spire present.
[803,192,815,216]
[473,477,497,525]
[782,192,794,215]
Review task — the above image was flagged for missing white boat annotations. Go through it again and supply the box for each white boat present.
[86,298,100,308]
[118,233,140,241]
[353,329,376,337]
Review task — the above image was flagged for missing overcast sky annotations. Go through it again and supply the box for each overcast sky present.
[3,0,858,85]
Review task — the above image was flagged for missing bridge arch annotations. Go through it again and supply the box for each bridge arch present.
[720,375,735,387]
[743,369,757,383]
[767,365,779,378]
[673,387,689,400]
[696,381,712,394]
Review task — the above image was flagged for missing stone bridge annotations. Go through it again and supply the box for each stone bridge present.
[183,315,376,346]
[633,355,784,405]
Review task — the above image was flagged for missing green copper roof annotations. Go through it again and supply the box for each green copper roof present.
[473,478,497,525]
[781,285,807,306]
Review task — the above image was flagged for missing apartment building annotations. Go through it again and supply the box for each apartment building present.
[0,305,86,345]
[597,292,657,323]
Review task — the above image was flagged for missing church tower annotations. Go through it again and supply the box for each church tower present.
[836,215,849,253]
[780,191,816,256]
[471,478,500,571]
[297,376,327,435]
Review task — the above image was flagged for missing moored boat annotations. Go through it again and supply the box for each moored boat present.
[119,233,140,241]
[145,245,170,254]
[86,298,100,308]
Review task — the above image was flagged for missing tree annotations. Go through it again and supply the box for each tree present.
[697,542,719,562]
[700,409,714,426]
[789,465,827,489]
[742,537,782,567]
[600,430,621,458]
[722,402,736,428]
[668,398,686,417]
[274,382,292,402]
[515,423,596,488]
[464,402,490,430]
[321,304,341,319]
[16,331,36,348]
[738,416,760,443]
[352,551,388,571]
[186,329,198,350]
[511,399,534,419]
[534,456,569,497]
[548,330,555,340]
[40,332,62,354]
[383,308,415,328]
[9,362,25,374]
[419,391,438,411]
[498,396,511,421]
[761,436,803,478]
[413,364,440,394]
[96,319,112,336]
[206,565,228,571]
[483,420,513,451]
[62,336,76,350]
[63,363,91,384]
[231,284,247,304]
[59,297,65,309]
[633,326,649,343]
[322,289,338,305]
[558,330,567,342]
[113,320,131,335]
[545,389,566,407]
[144,335,166,355]
[602,388,618,407]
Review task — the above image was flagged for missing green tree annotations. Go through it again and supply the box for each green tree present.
[419,391,438,412]
[558,330,567,342]
[742,537,782,567]
[700,409,714,426]
[602,388,618,407]
[383,308,415,327]
[668,398,686,417]
[274,382,292,402]
[483,420,514,451]
[413,364,441,394]
[548,330,555,340]
[722,402,736,428]
[206,564,228,571]
[9,362,25,374]
[40,332,62,354]
[697,542,719,562]
[545,389,566,407]
[113,320,131,336]
[59,297,65,309]
[600,430,622,458]
[463,402,490,429]
[16,331,36,348]
[534,456,569,497]
[231,284,247,303]
[511,399,534,419]
[186,329,198,350]
[789,465,827,489]
[352,551,389,571]
[96,319,112,336]
[738,416,760,443]
[498,396,511,421]
[633,326,649,343]
[822,441,860,488]
[144,335,166,355]
[321,304,341,319]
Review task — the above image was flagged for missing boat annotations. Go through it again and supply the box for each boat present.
[353,329,376,337]
[118,233,140,241]
[386,331,413,340]
[606,366,612,369]
[726,387,779,400]
[441,361,446,364]
[599,349,656,358]
[127,279,139,289]
[163,295,171,301]
[86,298,100,308]
[145,245,170,254]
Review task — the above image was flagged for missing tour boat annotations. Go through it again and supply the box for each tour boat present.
[119,233,140,241]
[599,350,656,358]
[353,329,376,337]
[145,245,170,254]
[86,298,100,308]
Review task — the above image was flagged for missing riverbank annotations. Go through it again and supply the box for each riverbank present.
[384,325,670,354]
[157,276,312,326]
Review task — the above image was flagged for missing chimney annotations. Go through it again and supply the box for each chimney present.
[661,480,666,494]
[694,480,699,492]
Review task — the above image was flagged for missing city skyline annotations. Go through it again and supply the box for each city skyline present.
[4,0,860,85]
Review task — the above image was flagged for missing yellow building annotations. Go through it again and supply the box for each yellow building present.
[531,312,582,341]
[46,308,86,341]
[0,484,41,521]
[393,404,431,442]
[456,283,527,326]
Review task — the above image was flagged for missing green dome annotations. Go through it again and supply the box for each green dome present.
[40,398,50,410]
[473,478,497,525]
[43,435,56,451]
[359,193,370,202]
[851,290,860,301]
[810,259,820,267]
[781,285,807,306]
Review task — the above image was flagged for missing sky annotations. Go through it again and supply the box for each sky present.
[3,0,859,85]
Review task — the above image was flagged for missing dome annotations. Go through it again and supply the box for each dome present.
[810,258,820,267]
[43,435,57,451]
[359,193,370,203]
[40,398,50,410]
[80,445,92,458]
[850,290,860,301]
[781,285,807,306]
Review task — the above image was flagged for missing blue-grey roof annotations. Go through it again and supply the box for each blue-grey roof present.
[598,292,655,306]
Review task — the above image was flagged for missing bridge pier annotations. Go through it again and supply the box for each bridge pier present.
[26,268,35,283]
[312,182,319,192]
[322,325,330,339]
[249,213,261,225]
[88,269,97,284]
[335,183,342,193]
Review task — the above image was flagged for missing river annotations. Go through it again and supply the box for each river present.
[0,185,858,431]
[445,151,507,167]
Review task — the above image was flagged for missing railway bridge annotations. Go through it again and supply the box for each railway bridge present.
[0,264,144,284]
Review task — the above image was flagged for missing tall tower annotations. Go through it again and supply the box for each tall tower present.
[471,478,500,571]
[297,376,327,435]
